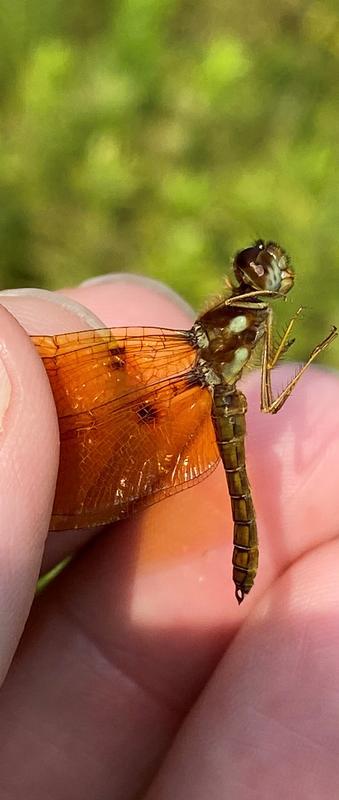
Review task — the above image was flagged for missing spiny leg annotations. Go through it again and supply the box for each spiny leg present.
[261,309,337,414]
[268,306,305,369]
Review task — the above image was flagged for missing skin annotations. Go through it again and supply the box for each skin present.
[0,277,338,799]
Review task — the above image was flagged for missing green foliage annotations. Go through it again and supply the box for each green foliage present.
[0,0,338,364]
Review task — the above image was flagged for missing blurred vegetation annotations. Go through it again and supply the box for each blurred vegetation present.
[0,0,338,364]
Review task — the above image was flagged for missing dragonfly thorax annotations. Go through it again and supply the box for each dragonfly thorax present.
[196,302,268,386]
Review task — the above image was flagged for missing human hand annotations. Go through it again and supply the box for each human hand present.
[0,277,338,799]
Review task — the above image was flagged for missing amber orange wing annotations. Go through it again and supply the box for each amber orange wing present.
[31,327,220,531]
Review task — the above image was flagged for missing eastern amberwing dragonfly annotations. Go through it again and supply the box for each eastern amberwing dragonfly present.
[31,241,337,602]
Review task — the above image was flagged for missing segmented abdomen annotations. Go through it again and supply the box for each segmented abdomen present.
[212,386,258,603]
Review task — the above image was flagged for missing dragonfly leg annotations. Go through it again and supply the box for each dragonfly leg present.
[268,306,305,369]
[261,309,338,414]
[225,289,283,306]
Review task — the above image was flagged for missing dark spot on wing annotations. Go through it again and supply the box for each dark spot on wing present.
[136,402,159,424]
[109,345,125,370]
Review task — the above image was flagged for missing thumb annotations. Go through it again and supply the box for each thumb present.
[0,306,59,683]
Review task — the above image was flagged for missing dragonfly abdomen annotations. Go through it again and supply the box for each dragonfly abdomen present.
[212,386,258,603]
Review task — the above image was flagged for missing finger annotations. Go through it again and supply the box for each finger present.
[144,537,339,800]
[0,488,228,800]
[0,288,109,569]
[0,287,104,334]
[0,305,58,683]
[62,272,195,328]
[245,365,339,595]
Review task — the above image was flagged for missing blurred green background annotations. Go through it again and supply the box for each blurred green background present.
[1,0,338,364]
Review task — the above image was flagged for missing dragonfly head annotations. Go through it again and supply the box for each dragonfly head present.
[233,240,294,296]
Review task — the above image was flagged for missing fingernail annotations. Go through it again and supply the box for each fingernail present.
[80,272,148,287]
[0,288,104,333]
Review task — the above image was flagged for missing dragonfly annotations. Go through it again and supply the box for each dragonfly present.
[31,241,337,603]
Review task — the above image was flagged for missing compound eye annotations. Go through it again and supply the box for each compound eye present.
[234,242,266,287]
[234,243,262,277]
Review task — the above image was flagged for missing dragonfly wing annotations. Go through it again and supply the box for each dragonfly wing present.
[32,328,219,531]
